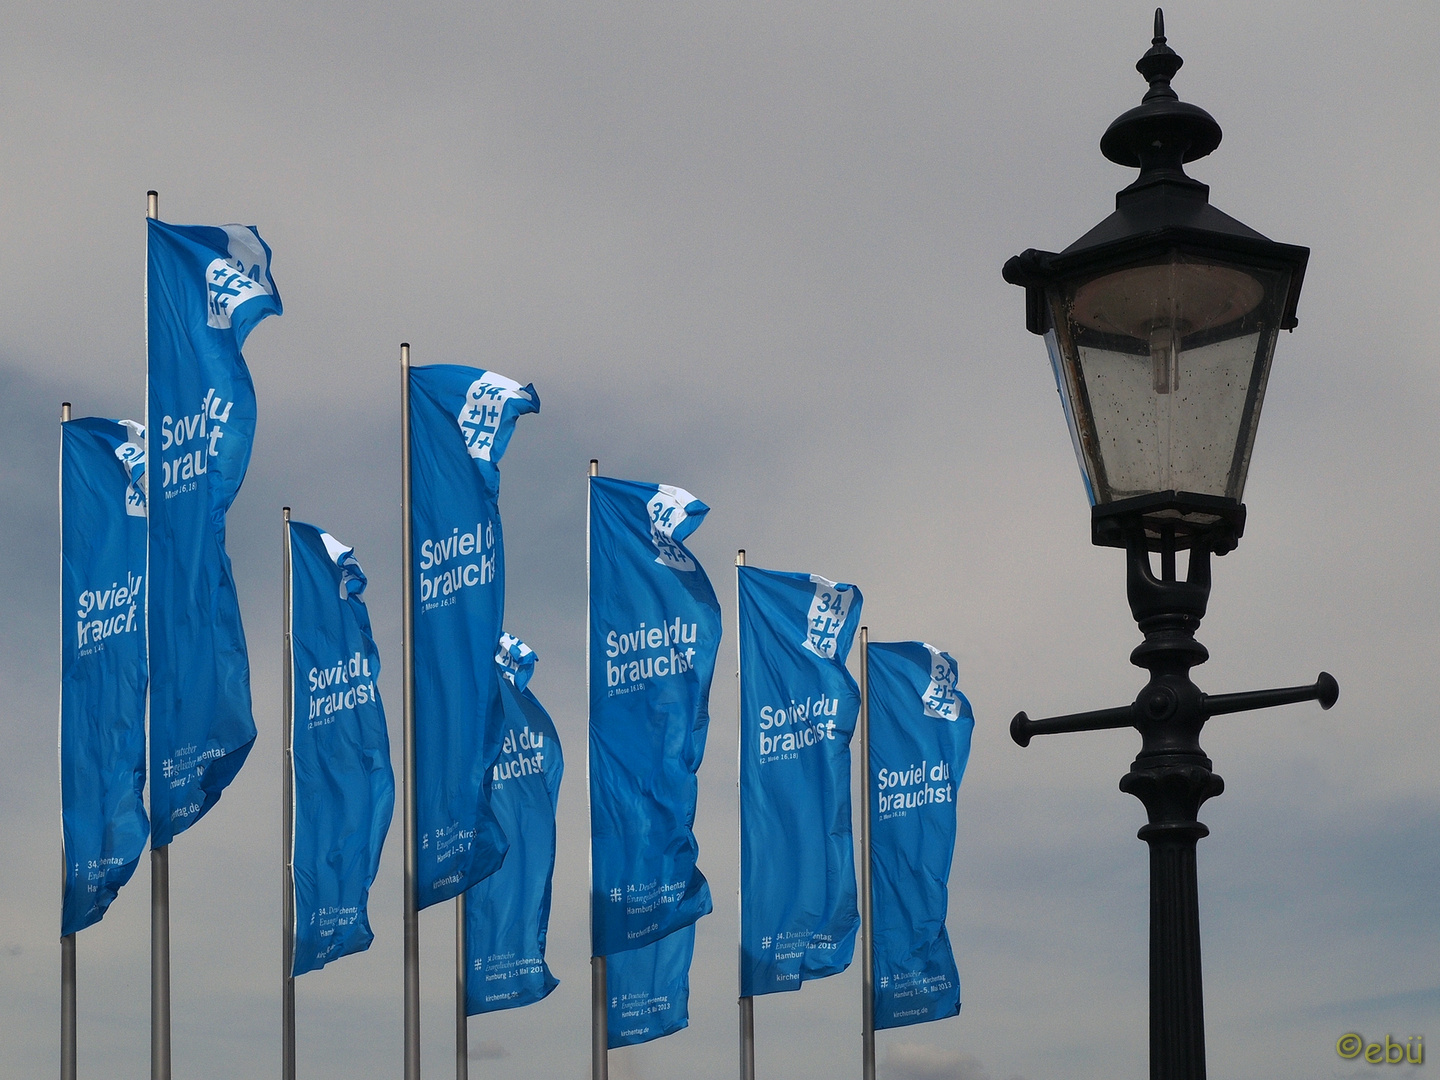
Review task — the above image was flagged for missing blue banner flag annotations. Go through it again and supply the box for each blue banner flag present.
[588,476,720,955]
[606,926,695,1048]
[409,365,538,908]
[738,565,862,996]
[146,219,281,845]
[60,417,149,937]
[867,641,974,1028]
[466,634,563,1014]
[288,521,394,975]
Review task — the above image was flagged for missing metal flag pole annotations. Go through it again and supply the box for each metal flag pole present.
[858,626,875,1080]
[281,508,296,1080]
[146,188,173,1080]
[587,459,608,1080]
[401,344,421,1080]
[60,400,76,1080]
[735,549,755,1080]
[455,895,467,1080]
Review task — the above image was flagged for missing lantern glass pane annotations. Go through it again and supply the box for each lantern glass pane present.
[1046,253,1290,508]
[1078,330,1268,499]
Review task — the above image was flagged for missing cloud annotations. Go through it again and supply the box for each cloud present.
[469,1039,507,1060]
[884,1043,1024,1080]
[5,4,1440,1080]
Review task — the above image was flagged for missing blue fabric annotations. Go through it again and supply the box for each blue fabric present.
[738,565,862,996]
[606,925,694,1048]
[588,476,719,955]
[60,417,149,936]
[867,641,974,1029]
[409,365,538,908]
[288,522,394,975]
[146,219,281,846]
[466,634,563,1014]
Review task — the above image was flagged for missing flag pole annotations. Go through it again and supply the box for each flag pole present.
[146,187,173,1080]
[281,508,296,1080]
[736,549,755,1080]
[401,343,421,1080]
[587,458,608,1080]
[455,895,467,1080]
[858,626,876,1080]
[60,400,76,1080]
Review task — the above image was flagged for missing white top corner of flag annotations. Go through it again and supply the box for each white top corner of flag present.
[458,371,534,462]
[496,632,537,691]
[920,643,963,721]
[319,530,366,599]
[113,420,147,517]
[205,225,275,331]
[802,574,858,659]
[647,485,703,570]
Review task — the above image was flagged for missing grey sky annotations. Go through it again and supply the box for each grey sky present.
[1,3,1436,1079]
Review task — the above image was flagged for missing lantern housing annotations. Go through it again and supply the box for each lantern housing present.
[1004,11,1308,553]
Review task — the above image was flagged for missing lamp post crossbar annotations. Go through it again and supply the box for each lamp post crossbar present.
[1012,675,1338,746]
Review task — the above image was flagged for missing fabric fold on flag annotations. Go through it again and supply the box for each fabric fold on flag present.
[466,633,563,1014]
[738,565,862,996]
[868,640,974,1028]
[409,365,538,908]
[147,219,281,845]
[60,417,149,936]
[588,476,720,956]
[288,521,394,975]
[606,925,695,1048]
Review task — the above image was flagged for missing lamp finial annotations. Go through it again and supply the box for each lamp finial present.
[1136,8,1183,104]
[1099,10,1219,178]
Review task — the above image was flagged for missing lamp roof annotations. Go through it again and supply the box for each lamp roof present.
[1003,9,1308,335]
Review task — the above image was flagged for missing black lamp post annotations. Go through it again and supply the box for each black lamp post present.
[1002,11,1338,1080]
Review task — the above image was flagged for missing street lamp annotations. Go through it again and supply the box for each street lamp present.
[1002,11,1338,1080]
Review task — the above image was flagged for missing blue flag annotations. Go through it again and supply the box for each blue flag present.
[588,476,719,956]
[606,926,695,1048]
[738,565,862,996]
[867,641,974,1028]
[60,417,149,937]
[147,219,280,846]
[409,365,538,908]
[465,634,563,1014]
[288,521,394,976]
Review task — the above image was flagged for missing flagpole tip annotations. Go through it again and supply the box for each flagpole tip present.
[60,402,71,422]
[589,459,599,477]
[736,549,746,566]
[146,191,158,219]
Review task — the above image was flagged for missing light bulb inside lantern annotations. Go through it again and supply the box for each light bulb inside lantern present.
[1148,323,1181,394]
[1071,261,1267,398]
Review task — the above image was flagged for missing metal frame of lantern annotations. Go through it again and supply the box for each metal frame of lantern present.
[1002,12,1337,1080]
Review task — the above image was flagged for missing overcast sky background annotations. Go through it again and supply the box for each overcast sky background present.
[1,3,1437,1079]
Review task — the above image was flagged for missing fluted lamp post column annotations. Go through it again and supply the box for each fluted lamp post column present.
[1001,11,1338,1080]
